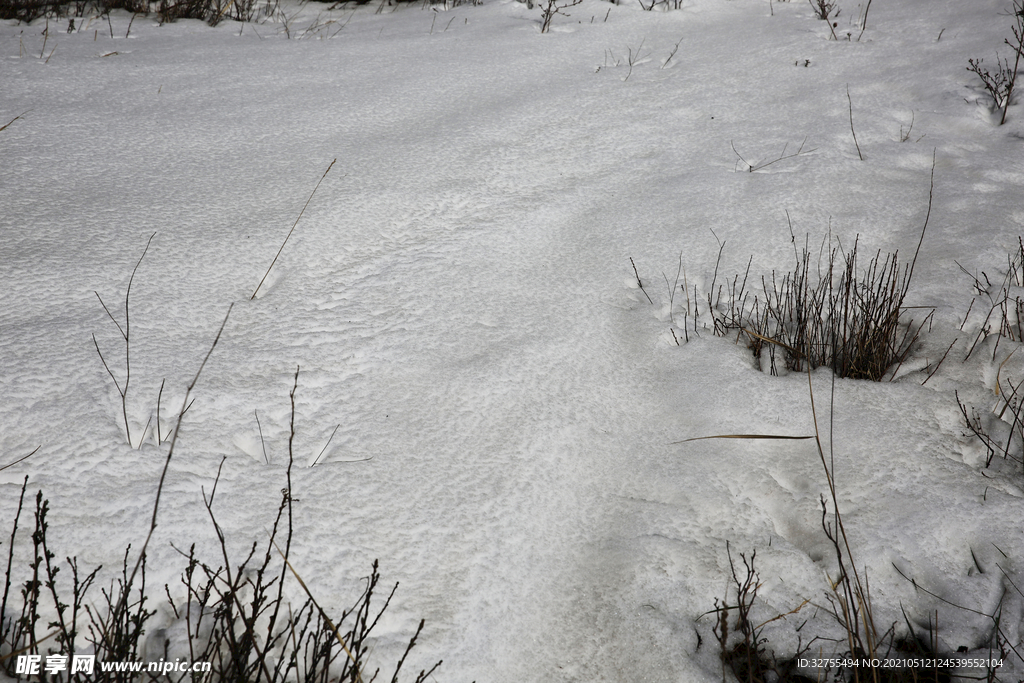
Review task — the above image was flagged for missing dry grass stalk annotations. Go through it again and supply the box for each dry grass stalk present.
[252,159,337,300]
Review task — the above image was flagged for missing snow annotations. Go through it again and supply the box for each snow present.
[2,0,1024,679]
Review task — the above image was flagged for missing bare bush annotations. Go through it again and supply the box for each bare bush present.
[539,0,581,33]
[967,0,1024,124]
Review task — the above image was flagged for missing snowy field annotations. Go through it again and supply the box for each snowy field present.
[3,0,1024,679]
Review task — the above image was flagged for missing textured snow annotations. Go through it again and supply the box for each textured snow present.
[3,0,1024,680]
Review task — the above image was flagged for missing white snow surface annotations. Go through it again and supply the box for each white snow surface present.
[3,0,1024,680]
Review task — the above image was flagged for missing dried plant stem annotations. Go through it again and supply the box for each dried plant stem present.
[251,159,337,300]
[311,424,341,467]
[731,137,816,172]
[907,149,936,285]
[672,433,813,444]
[0,111,29,133]
[858,0,872,37]
[921,338,957,385]
[0,447,39,473]
[93,232,156,447]
[847,84,864,161]
[255,409,269,464]
[630,257,653,304]
[662,35,682,68]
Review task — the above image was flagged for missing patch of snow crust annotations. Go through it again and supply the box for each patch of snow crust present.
[2,0,1024,680]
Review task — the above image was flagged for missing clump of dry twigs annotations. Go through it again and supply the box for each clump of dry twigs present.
[966,0,1024,125]
[641,155,936,382]
[0,370,442,682]
[716,230,931,381]
[956,237,1024,476]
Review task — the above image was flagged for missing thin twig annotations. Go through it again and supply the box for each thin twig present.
[155,378,165,443]
[662,36,682,68]
[672,433,814,444]
[0,111,30,133]
[906,150,936,287]
[252,159,337,300]
[311,424,341,467]
[93,232,156,447]
[731,137,816,172]
[630,257,653,304]
[846,84,863,161]
[255,409,269,464]
[857,0,872,40]
[624,37,645,81]
[921,339,957,385]
[0,446,39,473]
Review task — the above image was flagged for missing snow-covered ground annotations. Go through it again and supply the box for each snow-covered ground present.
[3,0,1024,679]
